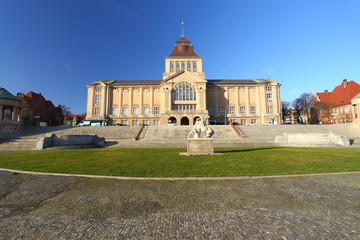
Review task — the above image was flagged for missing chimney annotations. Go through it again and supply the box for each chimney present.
[324,90,328,94]
[342,79,348,88]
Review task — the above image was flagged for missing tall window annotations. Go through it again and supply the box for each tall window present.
[193,61,197,72]
[266,93,273,102]
[181,61,186,70]
[170,61,174,72]
[229,106,235,114]
[94,107,100,116]
[219,106,225,114]
[266,85,272,91]
[143,107,149,115]
[176,61,180,72]
[121,120,128,126]
[132,120,138,126]
[250,106,256,114]
[240,119,246,125]
[95,87,101,93]
[133,107,139,115]
[112,107,118,116]
[187,61,192,71]
[153,120,159,126]
[95,95,101,104]
[143,120,150,126]
[240,106,246,114]
[208,106,214,115]
[122,107,128,115]
[153,107,160,115]
[267,105,273,114]
[173,83,196,101]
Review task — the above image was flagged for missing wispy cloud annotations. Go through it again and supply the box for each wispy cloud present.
[103,0,140,19]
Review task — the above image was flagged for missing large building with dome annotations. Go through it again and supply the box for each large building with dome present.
[86,33,282,126]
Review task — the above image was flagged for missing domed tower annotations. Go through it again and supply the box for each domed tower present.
[163,29,204,79]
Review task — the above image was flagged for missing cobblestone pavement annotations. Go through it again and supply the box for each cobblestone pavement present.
[0,171,359,239]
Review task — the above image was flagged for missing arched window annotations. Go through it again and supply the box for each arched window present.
[173,83,196,101]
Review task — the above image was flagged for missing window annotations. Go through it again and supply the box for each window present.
[153,107,160,115]
[208,106,214,115]
[170,61,174,72]
[250,119,256,124]
[176,61,180,72]
[229,106,235,114]
[173,83,196,101]
[266,93,273,102]
[240,106,246,114]
[94,107,100,116]
[219,106,225,114]
[240,119,246,125]
[143,120,150,126]
[193,61,197,72]
[266,86,272,91]
[4,109,11,120]
[181,61,186,70]
[122,107,128,115]
[153,120,159,126]
[250,106,256,114]
[143,107,149,115]
[121,120,128,126]
[267,105,273,114]
[95,95,101,104]
[229,119,236,123]
[95,87,101,93]
[132,120,138,126]
[133,107,139,115]
[112,107,118,116]
[187,61,192,71]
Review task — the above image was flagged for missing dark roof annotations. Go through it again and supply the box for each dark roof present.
[0,87,20,101]
[111,80,162,86]
[169,36,199,57]
[207,79,257,85]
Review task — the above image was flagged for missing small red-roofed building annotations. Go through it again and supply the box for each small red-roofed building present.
[351,93,360,127]
[314,79,360,124]
[17,91,63,126]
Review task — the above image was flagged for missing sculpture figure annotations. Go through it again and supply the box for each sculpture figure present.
[188,117,214,139]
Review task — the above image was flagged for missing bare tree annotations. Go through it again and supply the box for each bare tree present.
[292,92,313,123]
[281,101,291,123]
[60,105,72,116]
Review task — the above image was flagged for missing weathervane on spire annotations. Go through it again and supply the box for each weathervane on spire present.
[181,20,185,37]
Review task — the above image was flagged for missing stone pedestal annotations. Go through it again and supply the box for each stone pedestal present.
[180,138,222,156]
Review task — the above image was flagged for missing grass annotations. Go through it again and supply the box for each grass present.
[0,147,359,177]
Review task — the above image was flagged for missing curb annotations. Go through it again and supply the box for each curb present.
[0,168,359,181]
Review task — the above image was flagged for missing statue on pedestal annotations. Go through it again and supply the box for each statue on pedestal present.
[188,117,214,139]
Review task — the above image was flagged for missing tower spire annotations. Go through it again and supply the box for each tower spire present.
[181,20,185,37]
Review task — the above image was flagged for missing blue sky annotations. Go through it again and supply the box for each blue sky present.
[1,0,360,114]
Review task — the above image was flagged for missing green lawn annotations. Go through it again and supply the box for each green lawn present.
[0,147,359,177]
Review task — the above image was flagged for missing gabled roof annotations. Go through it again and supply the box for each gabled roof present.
[317,80,360,106]
[0,87,20,101]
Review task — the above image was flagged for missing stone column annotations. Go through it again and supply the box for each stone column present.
[0,105,3,120]
[139,87,143,115]
[118,87,123,117]
[129,87,133,115]
[235,86,239,114]
[150,87,154,114]
[245,87,250,114]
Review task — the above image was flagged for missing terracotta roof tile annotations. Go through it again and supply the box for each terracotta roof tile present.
[317,80,360,106]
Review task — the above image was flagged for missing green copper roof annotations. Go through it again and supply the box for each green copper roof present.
[0,87,19,101]
[352,93,360,100]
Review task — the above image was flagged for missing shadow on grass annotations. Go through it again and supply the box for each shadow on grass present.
[217,147,282,153]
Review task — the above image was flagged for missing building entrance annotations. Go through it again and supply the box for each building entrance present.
[180,116,189,125]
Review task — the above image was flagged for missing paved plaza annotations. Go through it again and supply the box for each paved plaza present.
[0,171,359,239]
